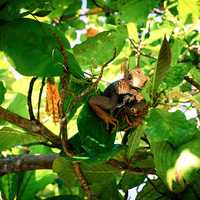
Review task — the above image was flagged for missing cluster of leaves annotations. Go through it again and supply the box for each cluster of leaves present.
[0,0,200,199]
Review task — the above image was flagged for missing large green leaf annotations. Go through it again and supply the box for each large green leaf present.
[152,37,171,98]
[73,26,127,70]
[163,63,193,88]
[0,170,56,200]
[178,0,200,24]
[145,108,198,147]
[0,18,83,77]
[151,134,200,192]
[77,103,116,155]
[119,0,158,26]
[0,81,6,105]
[53,157,122,199]
[0,127,45,151]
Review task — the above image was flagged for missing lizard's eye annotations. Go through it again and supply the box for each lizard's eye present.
[128,74,132,80]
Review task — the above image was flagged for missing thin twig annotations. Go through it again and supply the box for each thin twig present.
[37,77,46,121]
[73,162,92,199]
[28,77,37,120]
[129,38,157,61]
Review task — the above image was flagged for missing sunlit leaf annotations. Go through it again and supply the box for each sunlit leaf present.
[7,93,29,118]
[178,0,200,24]
[119,0,158,26]
[0,127,45,151]
[163,63,193,88]
[171,38,185,65]
[73,26,127,70]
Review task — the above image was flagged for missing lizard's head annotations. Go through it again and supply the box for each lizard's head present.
[127,68,148,89]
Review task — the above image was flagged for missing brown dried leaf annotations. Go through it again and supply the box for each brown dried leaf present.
[46,79,61,122]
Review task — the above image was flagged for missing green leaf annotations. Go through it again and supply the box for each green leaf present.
[53,157,122,199]
[119,0,158,26]
[127,125,144,160]
[145,108,197,147]
[7,93,29,118]
[0,127,45,151]
[0,0,52,20]
[0,18,83,77]
[152,37,171,98]
[151,134,200,192]
[0,173,18,200]
[119,172,145,192]
[163,63,193,88]
[136,179,170,200]
[0,170,56,200]
[17,170,56,200]
[73,26,127,70]
[0,81,6,105]
[178,0,200,24]
[171,38,185,65]
[190,67,200,83]
[77,104,116,155]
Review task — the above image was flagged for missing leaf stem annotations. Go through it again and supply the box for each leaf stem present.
[37,77,46,121]
[27,77,37,120]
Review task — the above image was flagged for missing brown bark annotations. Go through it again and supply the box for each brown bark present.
[0,154,57,175]
[0,106,61,147]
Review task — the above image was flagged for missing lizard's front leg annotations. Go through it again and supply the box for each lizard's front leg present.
[89,96,118,129]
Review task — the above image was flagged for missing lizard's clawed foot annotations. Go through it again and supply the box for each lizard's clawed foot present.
[104,115,118,131]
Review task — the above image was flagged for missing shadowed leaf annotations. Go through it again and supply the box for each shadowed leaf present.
[152,37,171,98]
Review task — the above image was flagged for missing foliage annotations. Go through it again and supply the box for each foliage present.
[0,0,199,199]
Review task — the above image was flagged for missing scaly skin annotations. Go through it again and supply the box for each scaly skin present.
[89,68,148,129]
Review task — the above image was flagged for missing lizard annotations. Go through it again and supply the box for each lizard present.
[89,66,148,129]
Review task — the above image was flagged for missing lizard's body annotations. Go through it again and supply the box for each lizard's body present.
[89,68,148,129]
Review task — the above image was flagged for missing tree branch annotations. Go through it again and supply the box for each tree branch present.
[0,154,155,176]
[0,106,61,147]
[0,154,57,175]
